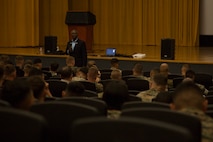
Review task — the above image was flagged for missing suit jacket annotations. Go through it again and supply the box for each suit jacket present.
[66,39,87,67]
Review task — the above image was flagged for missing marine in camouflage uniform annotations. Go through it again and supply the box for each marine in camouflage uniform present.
[180,108,213,142]
[137,74,168,102]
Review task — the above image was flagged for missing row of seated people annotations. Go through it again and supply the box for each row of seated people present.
[0,78,213,142]
[0,55,213,106]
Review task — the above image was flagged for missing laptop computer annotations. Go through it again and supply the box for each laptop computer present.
[106,48,116,56]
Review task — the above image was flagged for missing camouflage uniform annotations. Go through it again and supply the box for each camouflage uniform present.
[180,108,213,142]
[107,110,121,119]
[136,89,159,102]
[196,83,209,95]
[136,75,149,81]
[95,82,103,93]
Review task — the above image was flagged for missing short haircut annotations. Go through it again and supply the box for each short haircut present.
[133,63,143,74]
[87,60,96,68]
[33,58,42,64]
[111,69,122,80]
[102,80,129,110]
[111,58,119,65]
[153,74,168,86]
[87,67,99,80]
[66,56,75,63]
[1,79,32,108]
[50,62,59,71]
[27,76,45,99]
[172,82,205,110]
[65,81,85,97]
[182,64,190,69]
[24,59,33,65]
[60,66,73,79]
[29,67,43,77]
[151,68,160,74]
[185,70,195,79]
[15,56,24,63]
[4,64,16,76]
[23,64,33,74]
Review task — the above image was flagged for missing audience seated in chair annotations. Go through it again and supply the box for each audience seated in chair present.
[184,70,209,95]
[110,58,121,72]
[181,63,190,77]
[148,68,160,81]
[87,60,96,68]
[33,58,42,70]
[60,66,73,84]
[0,55,10,65]
[3,64,17,85]
[1,79,34,110]
[62,81,85,97]
[28,67,52,97]
[15,56,25,77]
[72,67,88,81]
[132,63,148,80]
[137,74,167,102]
[171,82,213,142]
[23,64,33,77]
[66,56,78,75]
[110,69,122,80]
[27,76,50,102]
[160,63,170,77]
[160,63,174,89]
[102,80,129,119]
[87,67,103,93]
[49,62,59,77]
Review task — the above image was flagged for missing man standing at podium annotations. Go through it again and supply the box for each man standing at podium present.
[66,29,87,67]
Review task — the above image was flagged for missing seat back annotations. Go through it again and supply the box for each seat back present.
[122,101,170,110]
[121,108,201,142]
[122,75,136,82]
[0,108,47,142]
[122,70,133,76]
[57,97,107,115]
[168,74,183,79]
[173,77,184,88]
[126,78,149,91]
[206,95,213,104]
[195,73,213,89]
[71,117,193,142]
[79,81,97,92]
[46,80,68,97]
[30,102,100,142]
[83,90,98,97]
[0,100,10,107]
[100,79,115,91]
[101,72,111,80]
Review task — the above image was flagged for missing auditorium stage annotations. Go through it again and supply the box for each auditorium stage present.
[0,46,213,74]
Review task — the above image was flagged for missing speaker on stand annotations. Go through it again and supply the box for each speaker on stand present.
[44,36,57,54]
[161,38,175,60]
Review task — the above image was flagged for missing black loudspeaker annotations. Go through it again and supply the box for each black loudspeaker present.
[65,12,96,25]
[161,38,175,60]
[44,36,57,54]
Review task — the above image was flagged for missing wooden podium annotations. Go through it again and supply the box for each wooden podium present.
[65,12,96,51]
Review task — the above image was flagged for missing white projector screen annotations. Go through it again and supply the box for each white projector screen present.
[200,0,213,35]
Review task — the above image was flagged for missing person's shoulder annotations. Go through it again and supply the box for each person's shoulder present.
[77,39,85,43]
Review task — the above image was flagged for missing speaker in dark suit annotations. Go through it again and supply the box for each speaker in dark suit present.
[66,30,87,67]
[44,36,57,54]
[161,38,175,60]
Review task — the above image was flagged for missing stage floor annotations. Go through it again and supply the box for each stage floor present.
[0,46,213,64]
